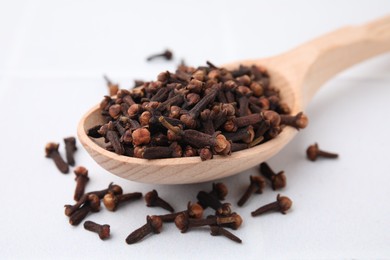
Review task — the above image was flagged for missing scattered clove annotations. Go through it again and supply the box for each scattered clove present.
[64,136,77,166]
[126,215,163,244]
[83,220,110,240]
[306,143,339,161]
[73,166,89,201]
[146,49,173,61]
[210,182,228,201]
[45,142,69,174]
[145,190,175,213]
[251,194,292,217]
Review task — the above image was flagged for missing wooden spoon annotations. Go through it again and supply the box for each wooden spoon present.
[78,16,390,184]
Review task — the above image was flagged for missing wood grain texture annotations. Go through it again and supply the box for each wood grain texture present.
[77,15,390,184]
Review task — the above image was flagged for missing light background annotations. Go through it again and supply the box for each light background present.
[0,0,390,259]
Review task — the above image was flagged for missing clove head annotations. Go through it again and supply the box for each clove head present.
[295,112,309,129]
[174,213,190,233]
[121,130,133,144]
[64,137,77,149]
[228,213,243,230]
[133,146,146,158]
[187,202,204,219]
[103,193,119,211]
[169,106,181,119]
[199,147,213,161]
[219,212,243,230]
[186,93,201,106]
[127,104,141,118]
[216,203,232,216]
[263,110,281,127]
[213,134,229,153]
[108,183,123,195]
[306,143,320,161]
[98,225,111,240]
[250,175,266,194]
[212,183,228,200]
[144,190,159,207]
[250,82,264,96]
[179,113,197,129]
[242,125,255,144]
[132,128,151,146]
[277,194,293,214]
[88,194,101,212]
[74,166,88,178]
[170,142,183,158]
[108,104,121,119]
[184,145,197,157]
[147,215,163,234]
[139,111,151,126]
[272,171,287,190]
[223,120,237,132]
[221,103,235,117]
[200,109,211,121]
[45,142,60,158]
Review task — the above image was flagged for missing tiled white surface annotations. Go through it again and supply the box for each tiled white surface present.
[0,0,390,259]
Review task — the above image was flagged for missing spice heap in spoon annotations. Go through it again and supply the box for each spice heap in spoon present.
[88,62,308,160]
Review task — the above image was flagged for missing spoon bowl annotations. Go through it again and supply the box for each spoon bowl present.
[78,16,390,184]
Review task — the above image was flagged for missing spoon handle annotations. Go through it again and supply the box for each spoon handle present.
[278,15,390,107]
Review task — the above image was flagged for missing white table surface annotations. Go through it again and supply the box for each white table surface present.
[1,0,390,259]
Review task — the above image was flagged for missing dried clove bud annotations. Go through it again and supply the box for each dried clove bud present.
[73,166,89,201]
[126,215,163,244]
[306,143,338,161]
[45,142,69,174]
[146,49,173,61]
[145,190,175,213]
[63,137,77,166]
[84,221,110,240]
[251,194,292,216]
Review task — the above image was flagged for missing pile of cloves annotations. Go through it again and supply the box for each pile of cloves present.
[88,62,308,160]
